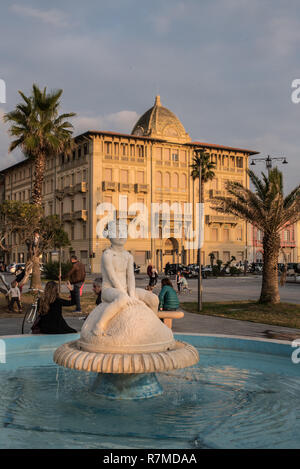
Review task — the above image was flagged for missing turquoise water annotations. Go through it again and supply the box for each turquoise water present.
[0,334,299,449]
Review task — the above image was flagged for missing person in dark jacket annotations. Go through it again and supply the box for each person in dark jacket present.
[93,277,102,305]
[32,281,77,334]
[67,255,86,313]
[158,278,180,311]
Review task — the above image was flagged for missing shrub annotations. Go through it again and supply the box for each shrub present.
[43,261,72,280]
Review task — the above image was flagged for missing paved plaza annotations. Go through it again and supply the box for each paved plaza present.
[0,274,299,339]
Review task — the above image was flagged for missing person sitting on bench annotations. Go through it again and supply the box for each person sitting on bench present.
[158,278,180,311]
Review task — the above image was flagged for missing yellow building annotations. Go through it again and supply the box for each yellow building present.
[2,96,258,272]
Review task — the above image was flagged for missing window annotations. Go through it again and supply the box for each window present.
[180,173,187,189]
[164,172,170,188]
[237,157,243,168]
[82,169,87,182]
[172,173,179,188]
[83,197,86,210]
[156,147,163,160]
[104,168,112,181]
[237,227,243,241]
[120,169,128,183]
[84,143,88,155]
[122,144,128,156]
[82,224,86,239]
[137,145,144,157]
[156,171,162,188]
[137,171,144,184]
[172,152,179,162]
[72,150,76,161]
[211,228,218,241]
[71,173,75,186]
[223,229,230,242]
[164,148,171,161]
[130,145,135,157]
[114,143,119,156]
[179,150,186,163]
[71,225,74,241]
[71,199,74,212]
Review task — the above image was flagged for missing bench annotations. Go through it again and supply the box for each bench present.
[158,310,184,329]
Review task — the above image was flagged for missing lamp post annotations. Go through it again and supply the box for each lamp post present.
[250,155,288,176]
[198,159,202,312]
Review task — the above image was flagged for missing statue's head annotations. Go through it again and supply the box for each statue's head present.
[107,219,127,247]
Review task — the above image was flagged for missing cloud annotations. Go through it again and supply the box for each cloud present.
[11,4,68,28]
[150,2,186,34]
[73,110,139,135]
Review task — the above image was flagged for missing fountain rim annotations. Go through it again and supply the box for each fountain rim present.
[0,333,295,360]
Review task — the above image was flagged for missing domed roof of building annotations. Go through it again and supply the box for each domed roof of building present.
[131,96,191,143]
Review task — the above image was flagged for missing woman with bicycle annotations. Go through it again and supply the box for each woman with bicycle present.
[31,281,77,334]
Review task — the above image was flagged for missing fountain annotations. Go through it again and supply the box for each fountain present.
[53,222,199,399]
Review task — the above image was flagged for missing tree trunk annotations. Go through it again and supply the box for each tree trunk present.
[30,255,42,290]
[32,153,46,206]
[259,233,280,304]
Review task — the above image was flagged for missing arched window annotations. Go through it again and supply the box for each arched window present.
[172,172,179,188]
[156,171,162,189]
[180,173,187,189]
[164,172,170,188]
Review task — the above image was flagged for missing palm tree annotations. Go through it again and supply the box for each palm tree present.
[3,84,75,288]
[211,168,300,304]
[190,149,216,203]
[4,84,75,206]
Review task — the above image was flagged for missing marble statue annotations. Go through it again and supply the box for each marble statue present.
[54,220,199,397]
[95,225,159,336]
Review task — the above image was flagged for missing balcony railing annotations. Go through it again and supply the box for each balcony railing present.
[134,183,148,193]
[74,210,87,221]
[205,215,238,224]
[102,181,117,191]
[119,183,134,192]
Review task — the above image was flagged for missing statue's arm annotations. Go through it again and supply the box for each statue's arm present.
[102,251,127,294]
[127,254,136,297]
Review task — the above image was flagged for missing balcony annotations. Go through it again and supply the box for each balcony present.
[119,183,134,192]
[134,183,148,193]
[74,210,87,221]
[55,189,64,200]
[75,182,87,193]
[64,185,75,197]
[62,212,73,223]
[102,181,117,191]
[205,215,238,225]
[208,189,227,198]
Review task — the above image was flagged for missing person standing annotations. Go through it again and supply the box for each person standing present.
[7,280,22,312]
[66,255,86,313]
[149,265,158,288]
[176,270,182,293]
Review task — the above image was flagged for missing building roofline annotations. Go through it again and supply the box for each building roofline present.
[188,141,259,155]
[0,132,259,173]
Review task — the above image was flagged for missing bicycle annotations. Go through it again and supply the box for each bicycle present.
[21,288,43,334]
[178,286,192,295]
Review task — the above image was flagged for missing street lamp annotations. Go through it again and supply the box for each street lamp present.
[250,155,288,176]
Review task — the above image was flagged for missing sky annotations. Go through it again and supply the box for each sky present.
[0,0,300,193]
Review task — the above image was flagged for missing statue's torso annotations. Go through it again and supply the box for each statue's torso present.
[101,248,131,291]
